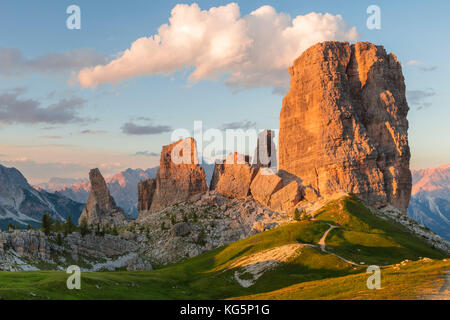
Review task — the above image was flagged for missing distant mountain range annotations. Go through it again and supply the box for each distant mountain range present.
[35,162,215,219]
[7,160,447,238]
[408,164,450,241]
[0,164,85,230]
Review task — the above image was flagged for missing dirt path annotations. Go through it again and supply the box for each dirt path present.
[318,225,338,252]
[232,223,363,288]
[318,224,360,266]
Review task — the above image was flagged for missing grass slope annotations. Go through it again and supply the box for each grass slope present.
[0,195,448,300]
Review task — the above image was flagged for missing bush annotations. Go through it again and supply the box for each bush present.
[293,208,309,221]
[196,227,206,246]
[170,215,177,225]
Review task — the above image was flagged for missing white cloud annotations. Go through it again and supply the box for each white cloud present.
[78,3,358,91]
[407,60,437,72]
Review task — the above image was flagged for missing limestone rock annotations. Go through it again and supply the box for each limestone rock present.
[78,168,129,227]
[209,161,225,191]
[269,180,302,212]
[252,129,277,169]
[303,186,320,202]
[137,178,156,218]
[171,222,192,237]
[250,169,283,206]
[213,153,258,198]
[0,230,49,261]
[279,41,411,213]
[149,138,208,212]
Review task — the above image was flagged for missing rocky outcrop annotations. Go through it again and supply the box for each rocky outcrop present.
[279,41,411,213]
[250,169,283,206]
[133,190,292,265]
[171,222,192,237]
[140,138,208,214]
[0,230,49,261]
[137,178,156,218]
[212,153,258,198]
[252,130,277,169]
[269,180,302,212]
[78,168,129,227]
[0,229,153,271]
[210,160,225,191]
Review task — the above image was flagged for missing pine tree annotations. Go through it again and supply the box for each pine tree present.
[56,233,63,246]
[79,217,89,237]
[41,214,53,236]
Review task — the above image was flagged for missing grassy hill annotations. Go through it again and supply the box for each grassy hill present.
[0,195,448,300]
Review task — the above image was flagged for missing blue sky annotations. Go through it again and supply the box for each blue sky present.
[0,0,449,183]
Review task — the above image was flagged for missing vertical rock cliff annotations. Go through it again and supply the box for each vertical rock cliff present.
[78,168,129,227]
[142,138,208,214]
[279,41,411,213]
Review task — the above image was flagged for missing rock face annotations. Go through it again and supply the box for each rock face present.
[253,130,277,169]
[213,153,258,198]
[279,41,411,213]
[0,229,153,271]
[137,179,156,217]
[0,230,49,261]
[139,138,208,215]
[78,168,128,227]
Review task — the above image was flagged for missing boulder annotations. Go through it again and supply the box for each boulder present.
[269,180,302,212]
[250,169,283,206]
[214,153,258,198]
[171,222,192,237]
[278,41,411,213]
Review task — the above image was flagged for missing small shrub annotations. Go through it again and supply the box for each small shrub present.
[196,227,206,246]
[294,208,309,221]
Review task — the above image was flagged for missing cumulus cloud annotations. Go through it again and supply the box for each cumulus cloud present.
[220,120,256,130]
[407,88,436,110]
[121,122,172,135]
[0,89,90,125]
[0,48,106,77]
[78,3,358,91]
